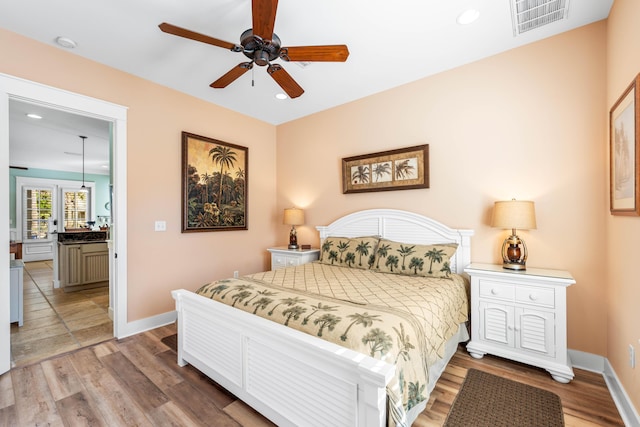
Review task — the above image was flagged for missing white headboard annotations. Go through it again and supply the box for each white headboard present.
[316,209,474,274]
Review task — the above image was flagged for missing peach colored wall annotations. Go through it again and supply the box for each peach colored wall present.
[607,0,640,411]
[0,29,278,321]
[277,22,608,356]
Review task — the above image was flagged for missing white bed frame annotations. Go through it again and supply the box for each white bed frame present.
[172,209,473,427]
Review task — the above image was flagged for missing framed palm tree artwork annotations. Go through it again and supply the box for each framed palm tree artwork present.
[342,144,429,194]
[610,74,640,216]
[182,132,248,232]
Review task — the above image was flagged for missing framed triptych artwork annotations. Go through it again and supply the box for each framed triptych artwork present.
[342,144,429,194]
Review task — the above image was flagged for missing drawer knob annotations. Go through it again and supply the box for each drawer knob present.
[491,288,498,295]
[529,293,538,301]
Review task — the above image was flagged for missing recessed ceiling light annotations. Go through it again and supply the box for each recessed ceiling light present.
[275,93,288,100]
[457,9,480,25]
[26,113,42,119]
[55,36,77,49]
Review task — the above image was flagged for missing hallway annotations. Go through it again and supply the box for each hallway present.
[10,260,112,367]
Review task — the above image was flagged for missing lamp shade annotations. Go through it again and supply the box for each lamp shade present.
[283,208,305,226]
[491,200,537,230]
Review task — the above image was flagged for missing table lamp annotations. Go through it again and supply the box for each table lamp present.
[283,208,304,249]
[491,199,536,270]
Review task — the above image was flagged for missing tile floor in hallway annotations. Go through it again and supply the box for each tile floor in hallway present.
[10,260,113,367]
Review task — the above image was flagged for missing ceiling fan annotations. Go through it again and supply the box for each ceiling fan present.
[159,0,349,99]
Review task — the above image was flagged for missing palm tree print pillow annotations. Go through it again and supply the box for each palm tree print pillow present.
[372,239,458,278]
[318,236,379,269]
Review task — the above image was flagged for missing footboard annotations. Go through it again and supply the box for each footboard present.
[172,289,395,427]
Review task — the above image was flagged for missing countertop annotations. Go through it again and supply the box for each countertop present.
[56,231,108,244]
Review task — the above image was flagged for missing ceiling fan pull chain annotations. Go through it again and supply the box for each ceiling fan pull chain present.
[252,66,255,87]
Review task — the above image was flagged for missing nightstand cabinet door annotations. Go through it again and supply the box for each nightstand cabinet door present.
[268,247,320,271]
[466,263,574,383]
[479,301,556,356]
[478,301,514,347]
[518,308,555,355]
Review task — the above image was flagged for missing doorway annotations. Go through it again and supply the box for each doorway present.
[0,73,129,375]
[10,116,109,365]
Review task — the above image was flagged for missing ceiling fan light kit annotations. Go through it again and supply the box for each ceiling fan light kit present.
[159,0,349,99]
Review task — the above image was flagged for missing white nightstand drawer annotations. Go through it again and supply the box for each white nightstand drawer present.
[515,286,555,308]
[479,280,515,301]
[268,247,320,271]
[273,256,300,269]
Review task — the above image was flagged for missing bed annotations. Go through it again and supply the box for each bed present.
[171,209,474,426]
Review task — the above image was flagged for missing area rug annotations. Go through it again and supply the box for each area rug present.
[443,368,564,427]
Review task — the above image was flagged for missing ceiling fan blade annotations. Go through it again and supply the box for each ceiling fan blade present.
[267,64,304,98]
[252,0,278,40]
[280,45,350,62]
[159,22,239,51]
[210,63,253,88]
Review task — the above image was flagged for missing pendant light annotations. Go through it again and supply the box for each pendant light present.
[79,135,87,189]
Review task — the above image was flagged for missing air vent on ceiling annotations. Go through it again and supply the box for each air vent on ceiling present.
[510,0,570,36]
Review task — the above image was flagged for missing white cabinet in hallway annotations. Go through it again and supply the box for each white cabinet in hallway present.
[10,260,24,326]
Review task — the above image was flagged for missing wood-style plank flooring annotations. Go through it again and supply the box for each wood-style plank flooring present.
[0,322,625,426]
[10,261,112,367]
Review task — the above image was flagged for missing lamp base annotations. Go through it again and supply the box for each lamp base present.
[288,244,299,250]
[501,234,528,271]
[503,261,526,271]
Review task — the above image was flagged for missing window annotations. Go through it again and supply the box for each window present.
[16,177,96,244]
[23,187,53,240]
[62,189,89,229]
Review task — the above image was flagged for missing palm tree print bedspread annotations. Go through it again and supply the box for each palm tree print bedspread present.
[195,263,469,426]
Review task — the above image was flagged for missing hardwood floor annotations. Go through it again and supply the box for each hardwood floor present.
[0,322,625,426]
[10,261,112,367]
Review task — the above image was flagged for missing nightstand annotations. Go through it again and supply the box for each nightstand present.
[268,247,320,270]
[465,263,575,383]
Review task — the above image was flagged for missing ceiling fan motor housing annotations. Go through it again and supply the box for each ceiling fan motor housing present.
[240,29,281,66]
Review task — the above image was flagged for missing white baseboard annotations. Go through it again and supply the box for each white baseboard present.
[568,348,605,372]
[570,349,640,427]
[117,310,177,339]
[603,358,640,427]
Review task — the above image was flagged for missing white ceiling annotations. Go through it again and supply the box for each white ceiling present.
[2,0,613,170]
[9,100,111,175]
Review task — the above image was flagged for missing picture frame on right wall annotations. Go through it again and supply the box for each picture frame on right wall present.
[610,73,640,216]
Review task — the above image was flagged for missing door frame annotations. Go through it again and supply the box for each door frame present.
[0,73,128,374]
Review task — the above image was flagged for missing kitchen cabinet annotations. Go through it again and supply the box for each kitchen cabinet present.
[58,242,109,291]
[10,260,24,326]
